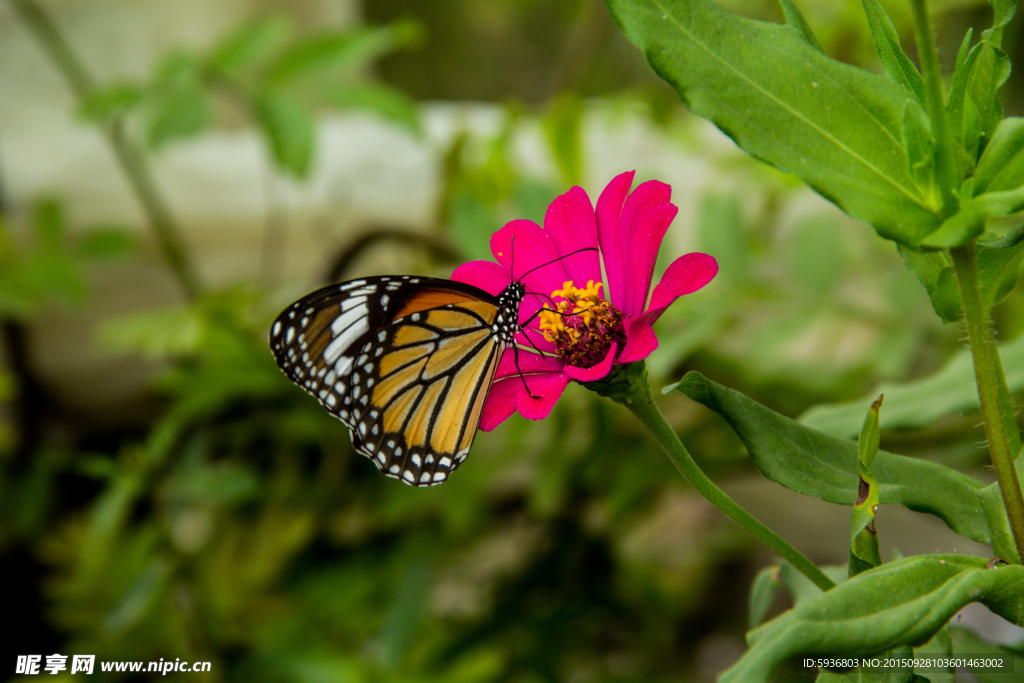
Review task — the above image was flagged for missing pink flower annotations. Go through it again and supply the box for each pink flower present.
[452,170,718,430]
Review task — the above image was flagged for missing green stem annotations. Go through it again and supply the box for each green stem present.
[949,243,1024,560]
[625,385,835,591]
[9,0,202,300]
[909,0,959,217]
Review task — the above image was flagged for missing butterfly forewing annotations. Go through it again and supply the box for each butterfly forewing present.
[270,275,522,486]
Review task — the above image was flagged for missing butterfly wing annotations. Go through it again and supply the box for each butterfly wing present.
[270,275,507,486]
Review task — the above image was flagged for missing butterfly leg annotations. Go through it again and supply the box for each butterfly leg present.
[511,343,539,399]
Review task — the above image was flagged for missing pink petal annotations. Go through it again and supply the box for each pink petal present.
[490,220,567,303]
[493,349,564,380]
[563,342,618,382]
[480,355,568,430]
[542,186,601,287]
[621,201,677,316]
[516,371,570,420]
[617,319,658,363]
[479,377,521,431]
[453,262,559,355]
[452,259,511,296]
[596,171,635,312]
[640,252,719,325]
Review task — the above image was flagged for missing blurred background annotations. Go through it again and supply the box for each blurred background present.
[1,0,1022,680]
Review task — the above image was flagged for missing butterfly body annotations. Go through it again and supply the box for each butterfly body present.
[270,275,524,486]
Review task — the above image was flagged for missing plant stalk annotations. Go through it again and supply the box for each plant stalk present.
[909,0,959,217]
[625,386,836,591]
[949,243,1024,560]
[9,0,201,300]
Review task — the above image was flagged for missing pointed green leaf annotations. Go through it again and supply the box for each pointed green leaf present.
[209,16,291,74]
[261,21,421,88]
[980,470,1023,564]
[897,246,963,323]
[253,91,314,177]
[749,565,781,629]
[146,89,211,149]
[899,225,1024,322]
[946,29,973,150]
[720,555,1024,683]
[605,0,940,246]
[975,117,1024,195]
[861,0,924,101]
[849,467,881,578]
[965,41,1011,153]
[902,99,937,206]
[778,0,821,51]
[988,0,1017,32]
[920,184,1024,248]
[977,224,1024,308]
[324,82,421,135]
[851,397,882,578]
[77,84,144,123]
[858,396,883,469]
[674,372,989,542]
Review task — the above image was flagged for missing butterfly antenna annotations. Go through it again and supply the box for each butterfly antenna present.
[516,246,597,283]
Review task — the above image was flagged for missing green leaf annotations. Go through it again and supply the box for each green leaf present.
[897,246,963,323]
[860,0,924,101]
[77,84,144,122]
[720,555,1024,683]
[253,91,315,177]
[605,0,940,245]
[75,227,136,259]
[899,227,1024,324]
[673,372,990,543]
[850,396,882,578]
[800,332,1024,438]
[977,224,1024,308]
[979,469,1023,564]
[324,82,421,135]
[919,184,1024,248]
[144,52,211,149]
[749,565,781,629]
[209,16,291,74]
[988,0,1017,33]
[974,117,1024,195]
[777,0,821,51]
[964,40,1011,154]
[261,22,421,89]
[858,395,882,470]
[146,89,211,149]
[902,99,936,202]
[946,29,973,150]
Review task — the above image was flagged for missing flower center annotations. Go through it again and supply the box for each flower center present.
[537,280,627,368]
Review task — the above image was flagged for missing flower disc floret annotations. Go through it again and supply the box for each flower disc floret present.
[538,280,627,369]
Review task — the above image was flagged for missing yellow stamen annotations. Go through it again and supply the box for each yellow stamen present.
[536,279,626,368]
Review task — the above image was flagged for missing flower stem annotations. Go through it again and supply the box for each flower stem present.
[909,0,959,217]
[8,0,202,301]
[625,382,835,591]
[949,243,1024,560]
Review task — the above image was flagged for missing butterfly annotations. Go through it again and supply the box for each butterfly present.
[269,247,593,486]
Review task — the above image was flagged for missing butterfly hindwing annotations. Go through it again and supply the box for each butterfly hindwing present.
[270,275,521,486]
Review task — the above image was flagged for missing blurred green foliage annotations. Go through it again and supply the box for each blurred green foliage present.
[3,0,1023,682]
